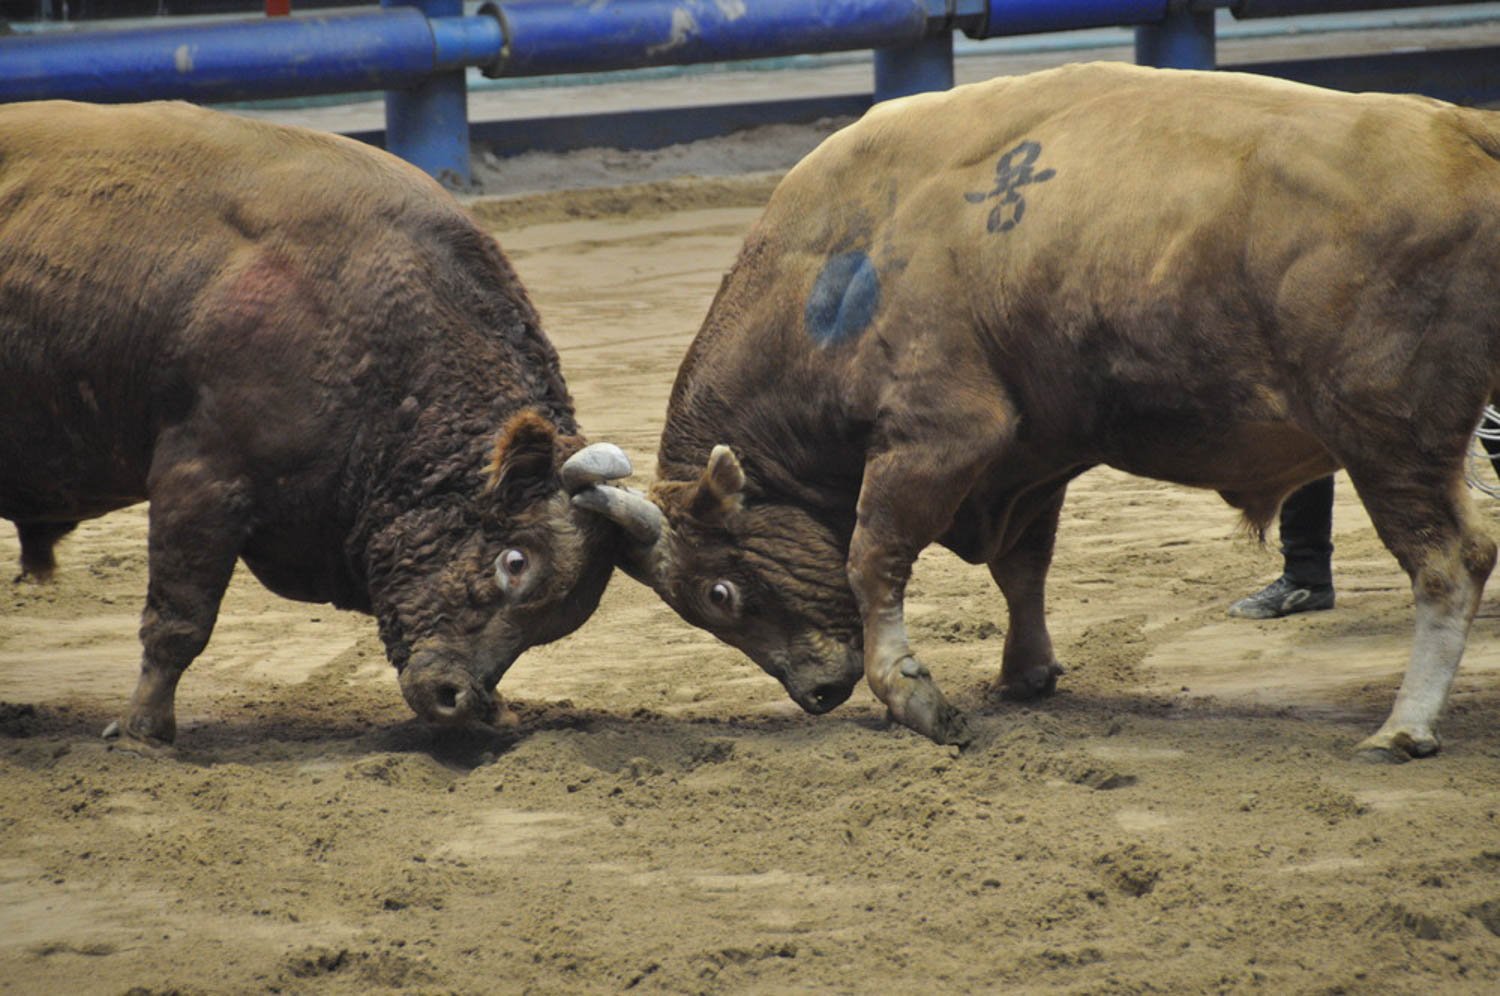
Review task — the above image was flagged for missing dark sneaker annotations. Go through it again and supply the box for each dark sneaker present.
[1228,576,1334,619]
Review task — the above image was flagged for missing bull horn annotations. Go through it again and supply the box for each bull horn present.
[561,442,633,494]
[571,486,663,545]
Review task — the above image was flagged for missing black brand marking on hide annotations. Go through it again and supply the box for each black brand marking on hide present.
[964,140,1056,234]
[805,251,880,347]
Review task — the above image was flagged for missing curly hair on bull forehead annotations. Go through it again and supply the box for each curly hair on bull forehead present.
[363,500,483,668]
[741,506,857,629]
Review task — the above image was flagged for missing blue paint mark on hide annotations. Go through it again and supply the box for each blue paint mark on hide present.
[805,251,880,347]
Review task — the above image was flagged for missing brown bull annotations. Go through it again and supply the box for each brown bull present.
[0,100,631,744]
[580,63,1500,760]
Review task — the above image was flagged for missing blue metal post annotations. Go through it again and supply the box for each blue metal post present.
[383,0,472,187]
[873,30,954,102]
[1135,3,1216,69]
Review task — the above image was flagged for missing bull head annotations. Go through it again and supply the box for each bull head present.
[392,412,641,728]
[573,444,864,715]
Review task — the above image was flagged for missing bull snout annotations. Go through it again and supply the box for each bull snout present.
[399,654,499,727]
[787,678,856,715]
[781,641,863,715]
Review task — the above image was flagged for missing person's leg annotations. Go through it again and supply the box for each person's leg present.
[1228,476,1335,619]
[1279,475,1334,588]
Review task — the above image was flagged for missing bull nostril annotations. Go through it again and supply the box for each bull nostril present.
[435,683,462,713]
[806,681,853,714]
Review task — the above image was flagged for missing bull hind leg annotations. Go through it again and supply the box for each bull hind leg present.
[114,445,252,745]
[1345,462,1496,760]
[13,520,78,582]
[988,485,1067,701]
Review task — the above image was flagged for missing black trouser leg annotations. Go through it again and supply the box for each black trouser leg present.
[1280,476,1334,588]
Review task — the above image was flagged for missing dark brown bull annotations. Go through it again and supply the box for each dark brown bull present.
[580,63,1500,761]
[0,100,631,744]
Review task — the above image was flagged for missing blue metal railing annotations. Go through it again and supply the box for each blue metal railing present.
[0,1,1494,183]
[0,8,496,103]
[489,0,930,76]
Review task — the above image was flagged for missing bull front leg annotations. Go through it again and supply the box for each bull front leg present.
[847,407,1016,746]
[111,446,252,745]
[849,523,973,747]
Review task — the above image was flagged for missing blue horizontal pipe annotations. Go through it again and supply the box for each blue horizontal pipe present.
[488,0,931,77]
[973,0,1169,37]
[0,0,1193,102]
[0,10,503,105]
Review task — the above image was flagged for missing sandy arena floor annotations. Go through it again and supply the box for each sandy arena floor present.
[4,166,1500,993]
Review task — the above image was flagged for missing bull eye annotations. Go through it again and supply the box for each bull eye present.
[707,580,738,614]
[497,548,528,579]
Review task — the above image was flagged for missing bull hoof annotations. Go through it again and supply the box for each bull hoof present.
[1354,730,1439,763]
[997,661,1064,701]
[1354,746,1410,765]
[102,719,177,757]
[883,672,974,749]
[104,712,177,748]
[937,709,975,749]
[885,704,973,748]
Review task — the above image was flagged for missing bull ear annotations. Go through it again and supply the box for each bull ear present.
[688,445,746,523]
[487,409,559,504]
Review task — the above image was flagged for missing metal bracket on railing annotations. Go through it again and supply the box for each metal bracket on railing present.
[475,1,509,79]
[926,0,989,33]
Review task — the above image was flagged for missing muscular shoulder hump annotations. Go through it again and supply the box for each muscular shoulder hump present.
[0,100,453,225]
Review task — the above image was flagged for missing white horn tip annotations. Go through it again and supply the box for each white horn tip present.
[562,442,634,491]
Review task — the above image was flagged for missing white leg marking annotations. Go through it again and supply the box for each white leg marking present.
[1359,575,1478,759]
